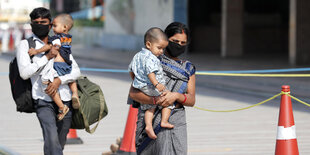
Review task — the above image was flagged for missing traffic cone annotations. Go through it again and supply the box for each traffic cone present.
[116,104,138,154]
[66,129,83,144]
[275,85,299,155]
[8,30,14,51]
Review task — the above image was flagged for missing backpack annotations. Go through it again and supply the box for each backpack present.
[71,76,108,133]
[9,37,36,113]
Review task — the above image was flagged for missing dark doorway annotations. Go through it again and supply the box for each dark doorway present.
[243,0,289,57]
[188,0,221,54]
[188,0,289,57]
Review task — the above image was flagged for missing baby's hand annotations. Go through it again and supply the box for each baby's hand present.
[156,83,166,92]
[28,48,37,56]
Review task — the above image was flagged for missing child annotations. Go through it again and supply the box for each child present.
[128,27,174,139]
[28,14,80,120]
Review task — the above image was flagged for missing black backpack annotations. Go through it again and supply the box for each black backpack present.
[9,37,36,113]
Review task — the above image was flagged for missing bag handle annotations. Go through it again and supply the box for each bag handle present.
[79,89,106,133]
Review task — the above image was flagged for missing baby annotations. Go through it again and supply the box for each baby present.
[128,27,174,139]
[28,14,80,120]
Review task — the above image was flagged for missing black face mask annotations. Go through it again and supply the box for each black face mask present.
[31,23,50,38]
[166,41,187,57]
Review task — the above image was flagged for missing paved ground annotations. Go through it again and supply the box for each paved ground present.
[1,45,310,155]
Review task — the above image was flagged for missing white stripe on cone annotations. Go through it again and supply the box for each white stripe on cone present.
[277,125,296,140]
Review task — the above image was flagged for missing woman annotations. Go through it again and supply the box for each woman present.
[129,22,196,155]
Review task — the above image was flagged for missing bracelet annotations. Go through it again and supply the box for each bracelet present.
[152,97,156,105]
[154,82,160,87]
[181,94,187,104]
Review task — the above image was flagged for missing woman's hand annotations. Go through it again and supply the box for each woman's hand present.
[156,91,178,107]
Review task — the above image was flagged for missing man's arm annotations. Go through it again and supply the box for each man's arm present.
[58,54,81,85]
[16,40,50,80]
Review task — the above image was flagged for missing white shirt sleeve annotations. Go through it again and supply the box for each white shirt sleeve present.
[52,38,61,46]
[16,39,48,80]
[58,54,81,84]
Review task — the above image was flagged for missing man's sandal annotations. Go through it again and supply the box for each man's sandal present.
[58,105,69,120]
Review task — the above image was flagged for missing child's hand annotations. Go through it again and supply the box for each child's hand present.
[28,48,37,56]
[156,83,166,92]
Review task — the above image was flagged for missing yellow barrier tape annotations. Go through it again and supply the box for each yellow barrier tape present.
[288,94,310,107]
[196,72,310,77]
[194,92,289,112]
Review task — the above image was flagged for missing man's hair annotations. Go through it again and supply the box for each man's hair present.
[29,7,51,22]
[144,27,168,45]
[55,14,74,31]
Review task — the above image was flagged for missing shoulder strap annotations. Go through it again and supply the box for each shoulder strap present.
[26,37,35,49]
[26,37,35,60]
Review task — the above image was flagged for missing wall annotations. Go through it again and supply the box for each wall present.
[101,0,174,51]
[70,26,104,46]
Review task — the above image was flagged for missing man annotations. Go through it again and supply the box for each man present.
[16,7,80,155]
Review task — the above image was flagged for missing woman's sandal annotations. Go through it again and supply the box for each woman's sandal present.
[72,95,80,109]
[58,105,69,120]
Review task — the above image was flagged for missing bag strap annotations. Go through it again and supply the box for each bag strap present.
[26,37,35,61]
[79,89,106,134]
[27,37,36,49]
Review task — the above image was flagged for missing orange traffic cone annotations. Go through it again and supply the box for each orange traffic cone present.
[8,30,14,51]
[116,104,138,154]
[66,129,83,144]
[275,85,299,155]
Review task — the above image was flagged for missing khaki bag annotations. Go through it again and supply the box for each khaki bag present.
[71,76,108,133]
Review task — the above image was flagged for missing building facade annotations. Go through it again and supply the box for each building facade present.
[101,0,310,66]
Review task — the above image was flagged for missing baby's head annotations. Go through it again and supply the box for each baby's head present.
[52,13,73,34]
[144,27,168,57]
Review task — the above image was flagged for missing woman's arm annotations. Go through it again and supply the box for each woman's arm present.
[158,74,196,107]
[129,85,154,105]
[129,72,135,80]
[129,74,196,107]
[181,74,196,106]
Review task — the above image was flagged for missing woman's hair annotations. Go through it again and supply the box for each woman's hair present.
[30,7,51,22]
[164,22,190,41]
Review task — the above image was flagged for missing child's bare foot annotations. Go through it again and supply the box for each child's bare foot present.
[161,121,174,129]
[58,105,69,120]
[72,92,80,109]
[145,125,157,139]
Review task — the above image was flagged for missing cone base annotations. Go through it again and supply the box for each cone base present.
[66,137,83,144]
[275,139,299,155]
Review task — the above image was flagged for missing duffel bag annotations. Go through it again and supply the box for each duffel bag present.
[71,76,108,133]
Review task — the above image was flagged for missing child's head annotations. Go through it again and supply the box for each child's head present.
[144,27,168,57]
[52,13,73,34]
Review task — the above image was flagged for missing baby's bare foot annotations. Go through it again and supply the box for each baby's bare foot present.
[161,122,174,129]
[145,126,157,139]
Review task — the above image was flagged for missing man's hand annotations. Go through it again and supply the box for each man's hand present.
[45,45,59,60]
[45,77,61,96]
